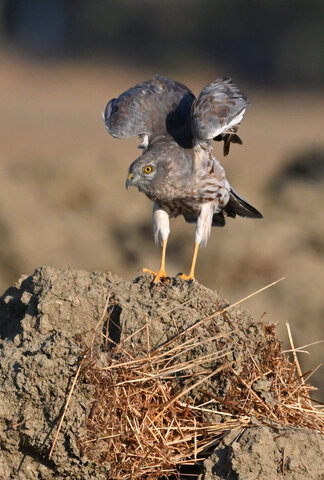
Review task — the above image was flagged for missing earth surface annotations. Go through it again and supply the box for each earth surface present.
[0,266,323,479]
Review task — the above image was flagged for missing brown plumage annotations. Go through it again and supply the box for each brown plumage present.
[104,74,262,282]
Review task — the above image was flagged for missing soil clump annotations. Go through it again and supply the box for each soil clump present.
[0,266,323,479]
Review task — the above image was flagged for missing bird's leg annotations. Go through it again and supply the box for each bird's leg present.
[143,238,168,282]
[143,202,170,283]
[179,203,213,282]
[179,241,200,281]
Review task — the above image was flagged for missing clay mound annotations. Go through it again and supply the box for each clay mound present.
[0,266,323,480]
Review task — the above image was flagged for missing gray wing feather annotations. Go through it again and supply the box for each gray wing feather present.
[104,74,194,141]
[191,77,248,144]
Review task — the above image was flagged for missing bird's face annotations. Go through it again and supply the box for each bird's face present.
[125,155,167,198]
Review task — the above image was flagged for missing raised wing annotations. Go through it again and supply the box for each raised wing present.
[104,74,194,145]
[191,77,248,154]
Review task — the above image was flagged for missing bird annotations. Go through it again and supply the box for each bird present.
[103,74,262,283]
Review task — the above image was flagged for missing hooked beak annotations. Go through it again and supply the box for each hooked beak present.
[125,172,133,190]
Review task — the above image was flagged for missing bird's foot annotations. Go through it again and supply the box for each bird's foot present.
[142,267,169,283]
[178,273,195,283]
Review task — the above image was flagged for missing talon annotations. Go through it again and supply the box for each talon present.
[179,273,195,282]
[142,267,169,283]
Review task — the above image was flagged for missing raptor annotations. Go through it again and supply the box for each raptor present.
[104,74,262,282]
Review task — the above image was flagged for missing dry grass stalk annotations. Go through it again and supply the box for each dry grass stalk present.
[77,315,323,480]
[53,281,323,479]
[286,322,304,384]
[78,342,243,480]
[222,323,324,432]
[49,356,85,460]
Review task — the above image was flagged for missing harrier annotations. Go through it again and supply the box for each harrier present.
[104,74,262,282]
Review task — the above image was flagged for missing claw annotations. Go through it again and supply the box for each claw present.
[142,267,169,283]
[178,273,195,282]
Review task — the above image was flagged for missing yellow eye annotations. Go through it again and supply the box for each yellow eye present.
[143,165,153,174]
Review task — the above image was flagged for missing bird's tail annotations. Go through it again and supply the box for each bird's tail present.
[224,188,263,219]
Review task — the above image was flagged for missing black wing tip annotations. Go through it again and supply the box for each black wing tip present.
[238,202,263,219]
[223,138,230,156]
[226,204,263,220]
[212,211,226,227]
[250,208,263,219]
[227,189,263,219]
[224,134,243,156]
[213,134,243,156]
[232,134,243,145]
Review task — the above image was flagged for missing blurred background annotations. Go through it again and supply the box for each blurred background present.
[0,0,323,398]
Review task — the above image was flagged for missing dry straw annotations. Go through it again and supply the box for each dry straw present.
[50,279,324,480]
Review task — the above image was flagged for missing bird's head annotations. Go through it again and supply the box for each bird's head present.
[125,154,168,198]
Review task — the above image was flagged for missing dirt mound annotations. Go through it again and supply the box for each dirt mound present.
[0,266,323,479]
[204,425,324,480]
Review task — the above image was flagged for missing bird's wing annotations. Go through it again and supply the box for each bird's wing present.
[225,187,263,218]
[104,74,194,143]
[191,77,248,144]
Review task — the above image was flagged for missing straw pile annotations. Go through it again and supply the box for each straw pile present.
[75,299,324,480]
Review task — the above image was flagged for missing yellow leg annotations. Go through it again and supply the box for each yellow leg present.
[180,242,200,281]
[143,238,169,283]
